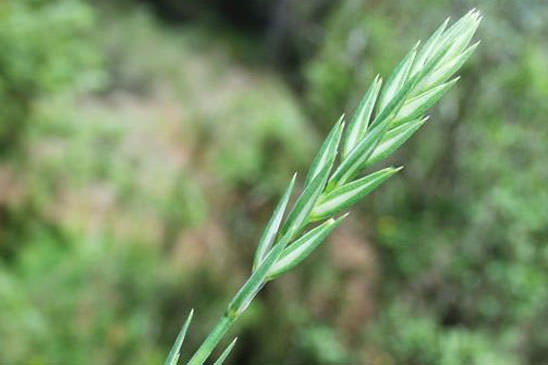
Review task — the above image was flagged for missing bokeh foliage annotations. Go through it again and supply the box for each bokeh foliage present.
[0,0,547,364]
[0,0,101,155]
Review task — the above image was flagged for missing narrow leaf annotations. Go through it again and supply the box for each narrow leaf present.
[304,116,345,187]
[165,309,194,365]
[213,338,238,365]
[253,173,297,271]
[366,117,428,167]
[378,42,418,111]
[343,75,382,158]
[311,167,401,220]
[392,78,458,127]
[267,214,348,280]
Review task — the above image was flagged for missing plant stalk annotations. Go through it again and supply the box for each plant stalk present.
[186,315,235,365]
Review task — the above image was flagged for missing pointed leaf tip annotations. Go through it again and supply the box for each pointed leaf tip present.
[312,168,399,220]
[165,309,194,365]
[267,214,348,279]
[304,115,345,187]
[343,75,383,158]
[213,338,238,365]
[283,156,333,238]
[378,44,418,112]
[253,173,297,271]
[394,77,458,126]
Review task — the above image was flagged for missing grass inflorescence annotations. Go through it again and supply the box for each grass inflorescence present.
[166,9,482,365]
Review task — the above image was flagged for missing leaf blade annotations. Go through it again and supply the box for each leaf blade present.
[164,309,194,365]
[213,338,238,365]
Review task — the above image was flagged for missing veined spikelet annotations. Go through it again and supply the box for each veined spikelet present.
[172,10,481,365]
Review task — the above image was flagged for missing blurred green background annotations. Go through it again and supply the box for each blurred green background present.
[0,0,547,364]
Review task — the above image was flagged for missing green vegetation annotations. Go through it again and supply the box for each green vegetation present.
[0,0,100,156]
[0,0,547,364]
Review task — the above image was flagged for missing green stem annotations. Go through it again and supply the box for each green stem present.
[187,236,290,364]
[186,315,235,365]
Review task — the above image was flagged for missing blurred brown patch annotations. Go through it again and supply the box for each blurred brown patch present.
[329,218,378,336]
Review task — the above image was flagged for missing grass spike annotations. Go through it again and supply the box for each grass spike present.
[173,11,481,364]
